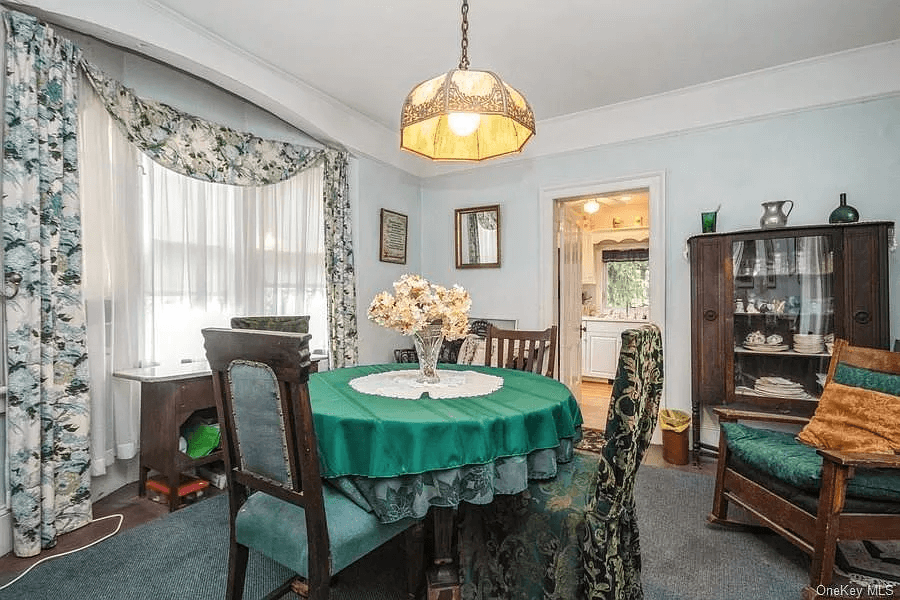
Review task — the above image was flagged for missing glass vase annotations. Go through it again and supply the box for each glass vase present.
[412,322,444,384]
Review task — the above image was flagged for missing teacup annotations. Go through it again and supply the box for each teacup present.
[745,331,766,345]
[766,334,783,345]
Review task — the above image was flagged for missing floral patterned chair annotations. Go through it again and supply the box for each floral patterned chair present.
[457,324,663,600]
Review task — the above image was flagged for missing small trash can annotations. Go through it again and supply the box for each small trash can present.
[659,409,691,465]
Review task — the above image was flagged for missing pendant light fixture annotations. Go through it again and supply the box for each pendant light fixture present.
[400,0,535,161]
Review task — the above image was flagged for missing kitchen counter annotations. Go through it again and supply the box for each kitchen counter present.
[582,315,649,324]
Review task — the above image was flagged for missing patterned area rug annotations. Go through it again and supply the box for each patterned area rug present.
[838,540,900,585]
[576,427,605,454]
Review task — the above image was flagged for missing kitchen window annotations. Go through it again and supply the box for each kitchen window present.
[600,248,650,317]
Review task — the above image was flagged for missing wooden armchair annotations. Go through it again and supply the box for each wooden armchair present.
[708,339,900,599]
[202,328,422,600]
[458,324,663,599]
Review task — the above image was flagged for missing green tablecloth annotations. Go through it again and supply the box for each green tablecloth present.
[309,364,584,522]
[310,363,583,478]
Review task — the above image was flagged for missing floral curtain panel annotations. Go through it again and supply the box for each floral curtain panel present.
[2,8,360,556]
[80,61,359,365]
[3,11,93,557]
[323,150,358,367]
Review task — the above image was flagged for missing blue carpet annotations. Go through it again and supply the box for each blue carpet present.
[0,466,809,600]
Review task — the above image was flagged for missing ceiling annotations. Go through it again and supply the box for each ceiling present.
[154,0,900,129]
[10,1,900,175]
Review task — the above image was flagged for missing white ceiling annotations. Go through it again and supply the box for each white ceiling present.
[9,1,900,176]
[151,0,900,128]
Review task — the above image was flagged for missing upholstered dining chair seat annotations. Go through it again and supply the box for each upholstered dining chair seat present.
[236,486,416,578]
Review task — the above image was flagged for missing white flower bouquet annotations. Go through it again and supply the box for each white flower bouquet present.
[367,274,471,339]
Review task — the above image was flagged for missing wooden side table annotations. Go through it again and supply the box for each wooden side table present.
[114,363,222,512]
[115,355,326,511]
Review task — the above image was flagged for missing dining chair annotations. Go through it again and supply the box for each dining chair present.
[458,324,664,599]
[484,324,558,378]
[202,327,423,600]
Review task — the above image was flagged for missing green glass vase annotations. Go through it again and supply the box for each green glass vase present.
[828,193,859,224]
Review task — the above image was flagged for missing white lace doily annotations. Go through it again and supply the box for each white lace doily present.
[349,369,503,399]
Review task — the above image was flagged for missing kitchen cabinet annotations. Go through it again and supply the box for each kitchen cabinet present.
[582,318,642,379]
[689,221,894,459]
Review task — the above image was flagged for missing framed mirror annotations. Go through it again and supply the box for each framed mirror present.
[455,204,501,269]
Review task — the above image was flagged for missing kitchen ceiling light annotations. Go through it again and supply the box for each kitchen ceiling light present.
[583,199,600,214]
[400,0,535,161]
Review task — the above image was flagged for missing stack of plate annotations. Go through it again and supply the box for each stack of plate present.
[752,376,812,399]
[743,342,788,352]
[793,333,824,354]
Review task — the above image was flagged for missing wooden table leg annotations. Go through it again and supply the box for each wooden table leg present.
[426,507,460,600]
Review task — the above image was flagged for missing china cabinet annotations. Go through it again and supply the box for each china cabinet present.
[689,221,894,458]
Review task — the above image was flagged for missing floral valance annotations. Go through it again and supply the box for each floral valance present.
[80,61,325,186]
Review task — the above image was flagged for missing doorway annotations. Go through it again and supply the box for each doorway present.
[542,173,667,432]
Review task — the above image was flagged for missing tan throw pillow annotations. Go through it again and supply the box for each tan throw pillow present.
[797,381,900,454]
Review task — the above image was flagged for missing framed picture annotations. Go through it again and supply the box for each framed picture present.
[379,208,408,264]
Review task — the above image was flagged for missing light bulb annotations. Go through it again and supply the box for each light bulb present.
[447,112,481,136]
[583,200,600,214]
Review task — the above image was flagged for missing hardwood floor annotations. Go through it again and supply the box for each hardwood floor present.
[579,378,613,430]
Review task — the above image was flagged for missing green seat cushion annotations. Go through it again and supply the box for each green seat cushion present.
[721,422,900,502]
[833,363,900,395]
[235,485,415,577]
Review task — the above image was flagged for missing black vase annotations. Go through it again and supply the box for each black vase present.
[828,193,859,224]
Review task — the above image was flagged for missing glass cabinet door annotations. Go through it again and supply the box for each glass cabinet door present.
[732,235,834,413]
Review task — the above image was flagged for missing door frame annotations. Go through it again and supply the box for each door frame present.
[539,172,668,422]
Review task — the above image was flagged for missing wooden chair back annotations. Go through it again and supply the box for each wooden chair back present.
[230,315,310,333]
[828,337,900,379]
[202,327,331,594]
[484,325,558,378]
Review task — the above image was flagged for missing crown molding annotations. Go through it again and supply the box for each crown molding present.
[417,39,900,178]
[7,2,900,179]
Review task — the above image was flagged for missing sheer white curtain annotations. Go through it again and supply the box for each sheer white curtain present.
[79,79,145,475]
[797,235,832,336]
[79,82,327,475]
[141,154,326,364]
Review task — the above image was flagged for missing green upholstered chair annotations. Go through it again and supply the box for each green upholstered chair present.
[709,339,900,598]
[202,328,422,600]
[457,324,663,600]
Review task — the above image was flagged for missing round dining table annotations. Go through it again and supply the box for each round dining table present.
[308,362,583,520]
[307,362,583,598]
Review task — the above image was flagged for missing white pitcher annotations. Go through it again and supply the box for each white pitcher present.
[759,200,793,229]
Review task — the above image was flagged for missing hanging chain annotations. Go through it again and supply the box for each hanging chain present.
[459,0,470,70]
